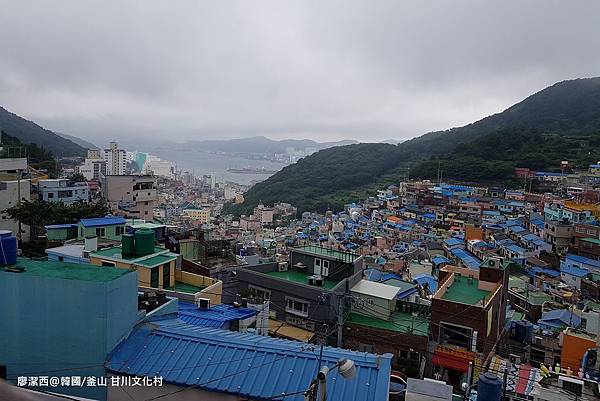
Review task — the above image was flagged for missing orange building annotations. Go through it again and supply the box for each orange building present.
[560,329,597,371]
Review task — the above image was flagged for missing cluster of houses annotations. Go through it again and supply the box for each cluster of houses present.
[3,139,600,400]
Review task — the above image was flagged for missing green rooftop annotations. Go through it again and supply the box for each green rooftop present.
[527,291,552,305]
[581,237,600,245]
[508,275,528,290]
[441,276,491,305]
[294,246,359,263]
[347,311,429,335]
[264,270,339,290]
[5,257,131,282]
[167,281,204,294]
[90,246,175,263]
[136,254,178,267]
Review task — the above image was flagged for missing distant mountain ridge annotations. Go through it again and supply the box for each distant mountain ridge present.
[56,132,99,150]
[224,77,600,214]
[0,106,88,157]
[186,136,358,154]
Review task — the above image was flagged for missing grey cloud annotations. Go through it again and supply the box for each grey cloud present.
[1,0,599,143]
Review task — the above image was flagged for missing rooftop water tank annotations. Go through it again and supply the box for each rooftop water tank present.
[0,230,17,266]
[134,228,155,257]
[122,233,135,257]
[477,372,502,401]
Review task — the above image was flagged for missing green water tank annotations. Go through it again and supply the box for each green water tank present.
[122,233,135,257]
[134,228,155,257]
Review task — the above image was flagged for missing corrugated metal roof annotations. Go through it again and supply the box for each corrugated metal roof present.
[106,319,391,401]
[178,302,257,328]
[80,216,126,227]
[450,248,481,269]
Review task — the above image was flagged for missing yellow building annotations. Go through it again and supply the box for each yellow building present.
[90,245,178,289]
[183,207,211,224]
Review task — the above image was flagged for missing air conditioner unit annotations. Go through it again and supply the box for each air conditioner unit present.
[196,297,211,309]
[278,262,288,272]
[314,276,324,287]
[534,336,542,345]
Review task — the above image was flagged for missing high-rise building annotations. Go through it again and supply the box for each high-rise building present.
[103,142,127,175]
[78,150,107,180]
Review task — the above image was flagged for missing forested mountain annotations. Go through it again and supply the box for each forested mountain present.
[0,106,88,157]
[224,77,600,215]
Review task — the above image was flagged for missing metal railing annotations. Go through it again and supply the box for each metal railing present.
[0,145,27,159]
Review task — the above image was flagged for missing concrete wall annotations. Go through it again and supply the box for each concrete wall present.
[236,267,334,328]
[0,269,139,400]
[0,180,30,241]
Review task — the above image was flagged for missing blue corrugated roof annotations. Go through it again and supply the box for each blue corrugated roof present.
[412,274,438,292]
[106,319,391,401]
[178,302,257,328]
[444,238,463,247]
[538,310,581,329]
[80,216,126,227]
[560,265,590,278]
[565,254,600,269]
[450,248,481,269]
[432,255,451,266]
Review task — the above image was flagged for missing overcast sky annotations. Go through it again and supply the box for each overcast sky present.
[1,1,600,144]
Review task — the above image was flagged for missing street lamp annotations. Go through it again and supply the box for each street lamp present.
[305,359,356,401]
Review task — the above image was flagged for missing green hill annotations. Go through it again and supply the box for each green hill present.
[224,77,600,215]
[0,106,88,157]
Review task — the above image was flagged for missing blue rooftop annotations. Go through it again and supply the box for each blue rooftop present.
[444,238,463,247]
[412,274,438,293]
[80,216,126,227]
[450,248,481,269]
[560,265,590,278]
[565,254,600,269]
[178,302,257,329]
[537,309,581,329]
[432,255,451,266]
[106,319,391,401]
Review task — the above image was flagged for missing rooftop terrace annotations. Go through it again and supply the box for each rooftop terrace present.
[90,246,178,266]
[347,311,429,335]
[264,270,339,290]
[167,281,204,294]
[441,276,490,306]
[4,257,131,282]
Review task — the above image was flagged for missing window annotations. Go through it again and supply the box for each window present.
[358,343,374,353]
[249,285,270,300]
[101,261,116,267]
[439,322,473,349]
[286,296,310,317]
[162,263,171,288]
[96,227,105,237]
[115,226,124,235]
[47,193,54,199]
[58,256,64,262]
[150,266,159,288]
[322,259,330,276]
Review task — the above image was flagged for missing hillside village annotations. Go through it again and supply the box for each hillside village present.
[2,134,600,400]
